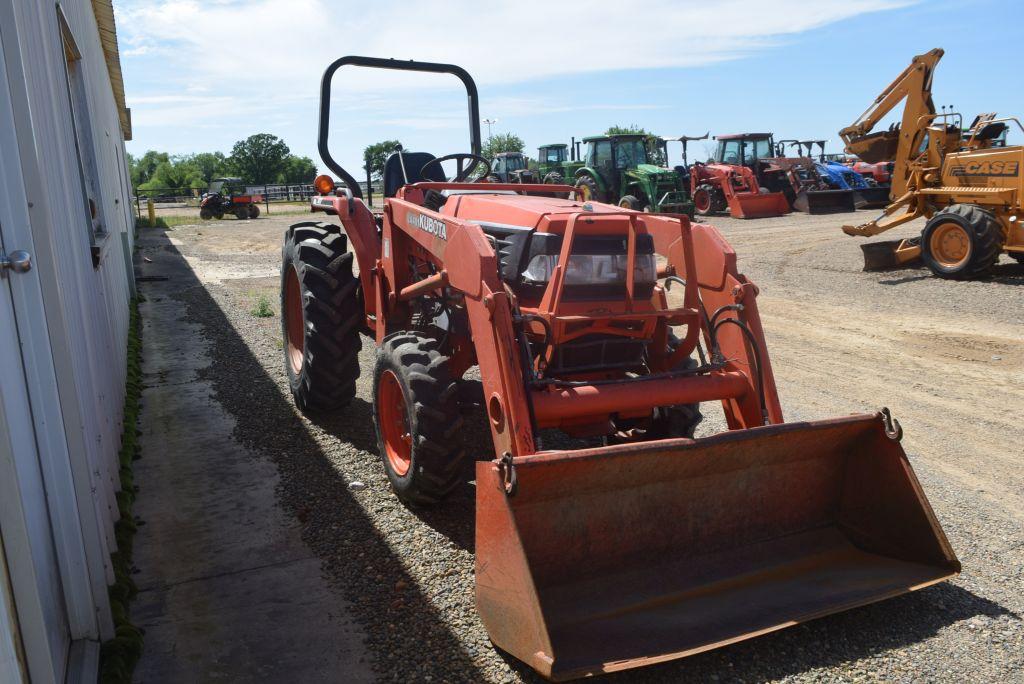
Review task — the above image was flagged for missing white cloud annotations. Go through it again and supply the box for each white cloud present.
[117,0,913,99]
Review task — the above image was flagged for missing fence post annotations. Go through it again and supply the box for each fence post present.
[366,165,373,209]
[147,198,155,227]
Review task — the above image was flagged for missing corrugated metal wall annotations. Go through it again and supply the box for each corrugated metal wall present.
[1,0,137,676]
[13,0,134,544]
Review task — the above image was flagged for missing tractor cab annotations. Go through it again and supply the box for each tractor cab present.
[490,151,536,183]
[538,144,567,165]
[713,133,776,167]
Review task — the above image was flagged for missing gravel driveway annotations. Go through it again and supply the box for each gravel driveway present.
[135,209,1024,683]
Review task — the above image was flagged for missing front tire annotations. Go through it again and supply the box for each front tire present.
[248,204,260,218]
[693,184,716,216]
[618,194,641,211]
[543,171,563,185]
[281,221,362,413]
[373,334,465,505]
[200,207,213,220]
[235,207,248,220]
[921,204,1003,280]
[575,174,601,202]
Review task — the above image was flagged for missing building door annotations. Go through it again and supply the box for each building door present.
[0,19,71,684]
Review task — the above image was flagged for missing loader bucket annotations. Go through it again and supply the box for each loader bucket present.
[476,413,958,681]
[793,188,857,214]
[725,191,790,219]
[861,238,923,271]
[853,186,892,209]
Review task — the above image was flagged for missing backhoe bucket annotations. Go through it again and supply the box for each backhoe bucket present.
[793,188,857,214]
[726,191,790,219]
[853,186,892,209]
[861,238,922,271]
[476,413,958,681]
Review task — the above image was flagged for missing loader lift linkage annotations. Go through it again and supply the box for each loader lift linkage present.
[282,55,960,681]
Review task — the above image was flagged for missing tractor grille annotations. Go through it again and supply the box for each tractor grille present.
[545,334,646,374]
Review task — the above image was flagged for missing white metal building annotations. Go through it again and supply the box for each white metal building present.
[1,1,136,681]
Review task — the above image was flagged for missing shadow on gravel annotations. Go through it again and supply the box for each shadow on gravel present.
[141,226,1016,684]
[142,228,487,682]
[877,260,1024,286]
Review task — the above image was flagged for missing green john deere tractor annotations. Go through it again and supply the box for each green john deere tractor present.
[571,134,694,216]
[536,143,581,184]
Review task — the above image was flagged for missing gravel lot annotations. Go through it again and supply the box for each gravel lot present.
[136,208,1024,683]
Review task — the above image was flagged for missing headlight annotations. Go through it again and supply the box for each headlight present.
[522,253,656,286]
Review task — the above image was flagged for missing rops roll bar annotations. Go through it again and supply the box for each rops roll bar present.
[318,56,482,199]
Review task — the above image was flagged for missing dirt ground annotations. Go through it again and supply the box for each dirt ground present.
[134,207,1024,682]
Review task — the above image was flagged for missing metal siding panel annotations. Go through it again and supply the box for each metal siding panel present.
[6,0,133,639]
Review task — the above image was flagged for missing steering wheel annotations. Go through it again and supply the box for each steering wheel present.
[420,153,491,183]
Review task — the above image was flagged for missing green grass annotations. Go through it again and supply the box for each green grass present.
[99,297,145,683]
[251,294,275,318]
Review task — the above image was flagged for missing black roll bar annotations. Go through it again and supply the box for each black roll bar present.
[318,56,482,199]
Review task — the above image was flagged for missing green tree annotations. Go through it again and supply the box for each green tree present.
[228,133,290,184]
[363,140,402,182]
[482,132,525,160]
[128,150,169,187]
[137,159,203,194]
[277,155,318,184]
[186,152,227,184]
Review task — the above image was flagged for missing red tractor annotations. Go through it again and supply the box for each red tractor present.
[688,133,791,219]
[283,56,959,681]
[199,177,262,220]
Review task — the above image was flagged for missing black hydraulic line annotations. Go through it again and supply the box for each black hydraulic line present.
[712,316,769,425]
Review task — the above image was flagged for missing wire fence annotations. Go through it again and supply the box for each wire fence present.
[132,180,384,219]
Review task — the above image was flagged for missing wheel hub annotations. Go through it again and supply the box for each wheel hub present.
[284,265,304,374]
[929,222,970,268]
[378,369,412,476]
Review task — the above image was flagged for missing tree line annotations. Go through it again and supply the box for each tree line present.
[129,133,318,194]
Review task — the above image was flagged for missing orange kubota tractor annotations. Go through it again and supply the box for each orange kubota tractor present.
[689,133,792,219]
[283,56,959,681]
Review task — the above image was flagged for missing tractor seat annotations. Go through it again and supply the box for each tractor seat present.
[383,151,448,197]
[974,122,1007,141]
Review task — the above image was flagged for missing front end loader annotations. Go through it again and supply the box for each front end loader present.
[688,133,792,219]
[840,49,1024,277]
[782,140,891,209]
[285,56,960,681]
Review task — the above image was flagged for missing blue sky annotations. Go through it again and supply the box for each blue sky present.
[116,0,1023,178]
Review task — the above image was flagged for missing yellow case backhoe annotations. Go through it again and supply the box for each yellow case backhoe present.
[839,48,1024,278]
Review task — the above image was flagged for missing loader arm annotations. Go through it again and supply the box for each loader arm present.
[839,48,943,200]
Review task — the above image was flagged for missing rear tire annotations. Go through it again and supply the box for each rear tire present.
[281,221,362,413]
[373,334,465,505]
[921,204,1003,280]
[248,204,260,218]
[215,212,225,220]
[235,207,248,220]
[543,171,563,185]
[1009,252,1024,264]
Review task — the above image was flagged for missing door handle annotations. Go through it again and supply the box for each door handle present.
[0,250,31,277]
